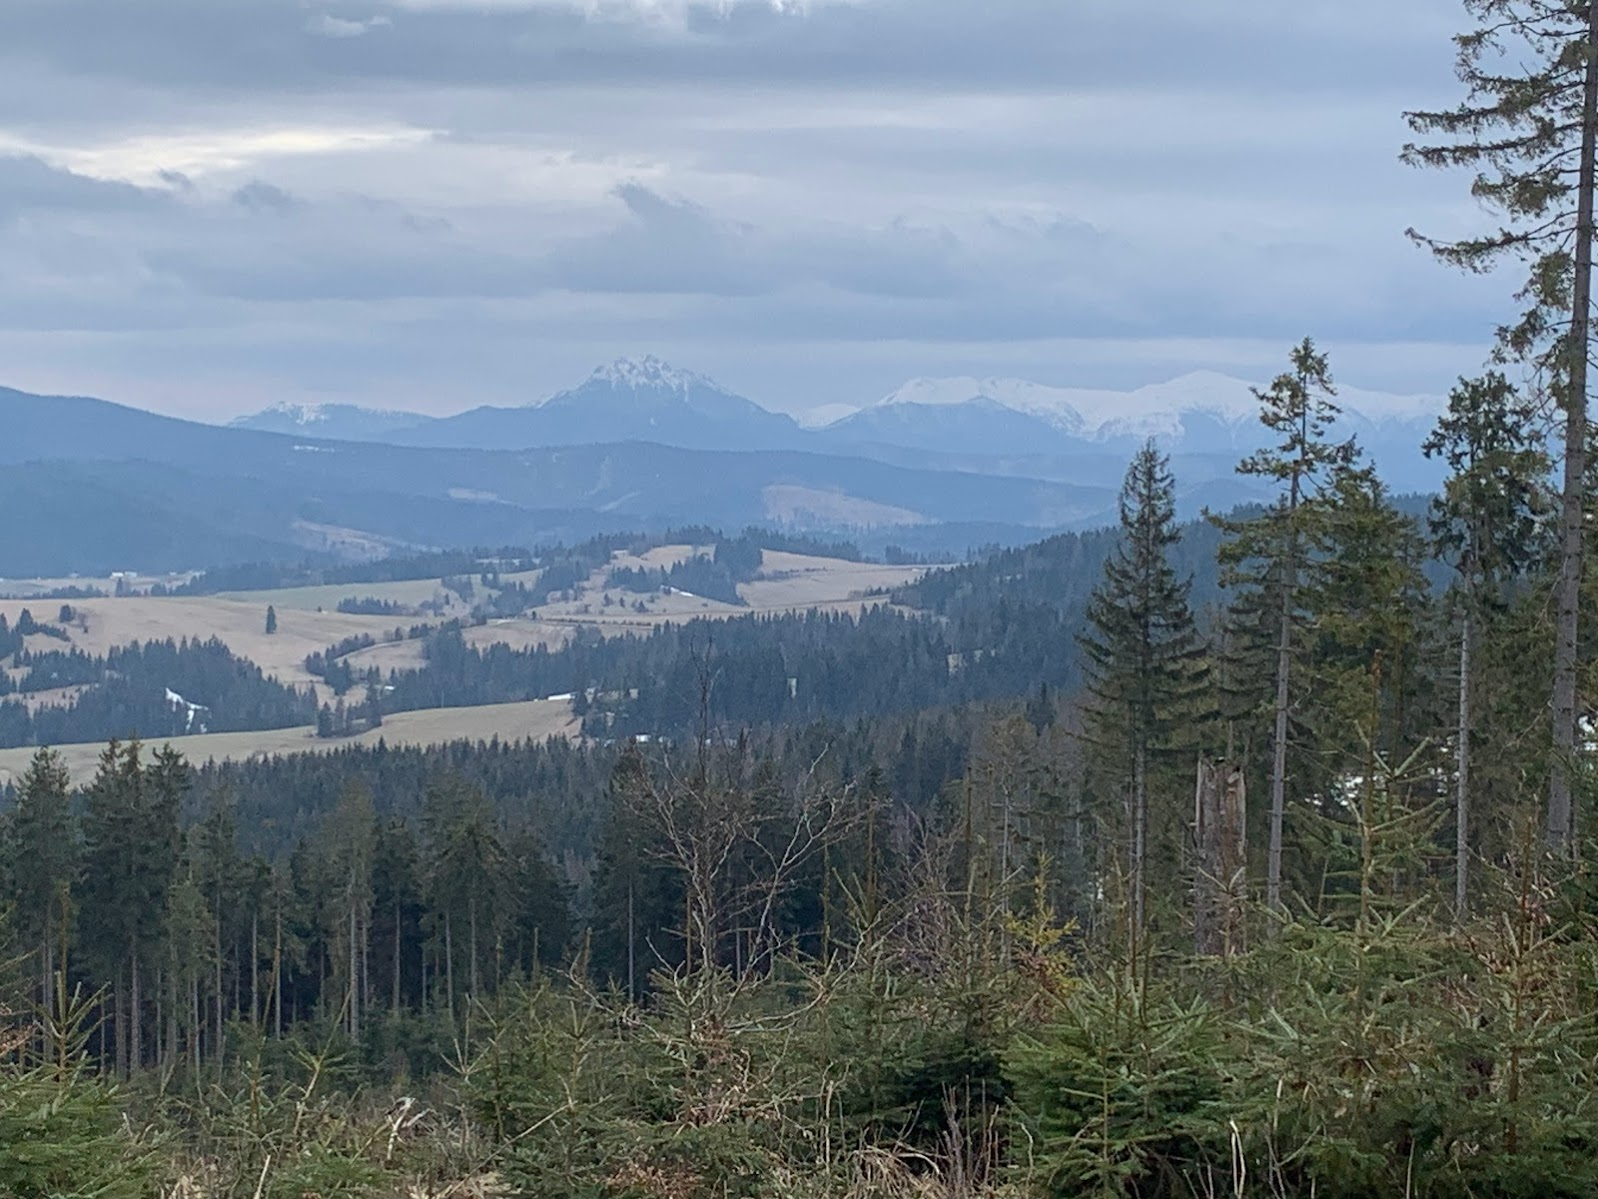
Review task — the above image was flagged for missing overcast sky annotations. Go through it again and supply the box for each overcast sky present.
[0,0,1508,421]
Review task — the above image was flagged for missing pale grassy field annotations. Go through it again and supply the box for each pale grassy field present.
[217,577,460,614]
[739,551,928,610]
[0,596,410,690]
[0,697,578,787]
[524,549,931,634]
[0,551,935,784]
[0,571,195,599]
[0,551,935,735]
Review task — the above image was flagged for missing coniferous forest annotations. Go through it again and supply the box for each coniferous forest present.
[5,5,1598,1199]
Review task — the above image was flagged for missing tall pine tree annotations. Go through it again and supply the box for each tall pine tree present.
[1424,372,1551,915]
[1215,338,1356,919]
[8,749,76,1020]
[1080,442,1207,940]
[1404,1,1598,852]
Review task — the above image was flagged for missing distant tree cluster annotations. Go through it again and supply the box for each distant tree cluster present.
[335,595,412,616]
[0,637,317,748]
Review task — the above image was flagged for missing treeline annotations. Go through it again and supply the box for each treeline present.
[0,703,996,1078]
[172,527,865,599]
[170,546,539,596]
[0,741,570,1081]
[0,637,316,748]
[0,609,70,667]
[366,603,1080,736]
[335,595,411,616]
[902,512,1226,619]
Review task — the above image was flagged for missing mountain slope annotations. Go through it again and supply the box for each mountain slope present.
[392,357,803,452]
[232,401,434,442]
[818,371,1445,490]
[0,384,1118,574]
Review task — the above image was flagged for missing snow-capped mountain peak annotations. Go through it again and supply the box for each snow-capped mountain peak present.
[852,370,1440,440]
[492,356,801,449]
[815,368,1447,489]
[584,355,712,396]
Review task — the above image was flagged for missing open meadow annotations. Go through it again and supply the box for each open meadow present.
[0,696,577,786]
[0,547,932,774]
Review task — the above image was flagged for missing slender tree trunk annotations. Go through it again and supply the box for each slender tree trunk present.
[40,920,52,1023]
[165,962,177,1071]
[469,900,480,998]
[130,951,142,1075]
[348,900,359,1042]
[1550,1,1598,855]
[360,908,370,1024]
[153,963,163,1072]
[392,901,402,1014]
[1267,583,1293,918]
[273,905,283,1040]
[190,974,200,1075]
[214,917,224,1073]
[41,917,53,1025]
[1132,743,1147,938]
[444,913,455,1023]
[626,881,636,1003]
[1456,610,1473,921]
[251,913,259,1028]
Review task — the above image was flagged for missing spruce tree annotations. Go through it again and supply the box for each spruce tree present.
[1215,338,1356,919]
[423,781,505,1015]
[1404,1,1598,852]
[325,782,375,1042]
[1424,373,1551,915]
[77,741,183,1075]
[1299,466,1435,923]
[8,749,76,1018]
[1080,442,1207,938]
[264,605,277,636]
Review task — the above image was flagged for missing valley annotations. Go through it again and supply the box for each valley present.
[5,2,1596,1194]
[0,539,934,771]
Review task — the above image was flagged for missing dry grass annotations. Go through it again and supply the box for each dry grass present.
[0,552,932,684]
[522,549,934,637]
[217,577,463,614]
[0,697,577,786]
[0,596,409,690]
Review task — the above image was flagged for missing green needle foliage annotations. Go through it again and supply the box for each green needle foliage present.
[1404,0,1598,854]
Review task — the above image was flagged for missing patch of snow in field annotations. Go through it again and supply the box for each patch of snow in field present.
[165,687,210,734]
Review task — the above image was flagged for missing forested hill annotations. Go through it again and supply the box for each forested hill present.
[901,491,1437,621]
[901,516,1227,619]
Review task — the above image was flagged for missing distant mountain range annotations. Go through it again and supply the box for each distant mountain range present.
[230,358,1447,491]
[0,357,1447,576]
[0,380,1105,575]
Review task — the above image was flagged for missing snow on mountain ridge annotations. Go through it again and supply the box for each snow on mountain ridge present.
[586,355,715,396]
[858,370,1442,440]
[231,400,428,429]
[255,400,330,427]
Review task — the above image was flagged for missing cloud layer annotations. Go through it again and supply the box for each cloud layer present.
[0,0,1505,419]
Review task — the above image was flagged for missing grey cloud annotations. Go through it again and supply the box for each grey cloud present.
[108,174,1500,353]
[0,0,1462,99]
[306,13,392,37]
[544,184,973,300]
[0,154,172,221]
[0,0,1518,419]
[232,180,303,213]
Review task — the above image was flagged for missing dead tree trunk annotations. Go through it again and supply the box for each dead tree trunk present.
[1194,758,1248,958]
